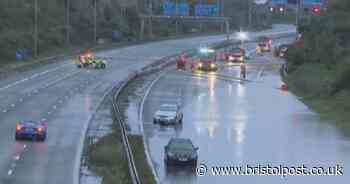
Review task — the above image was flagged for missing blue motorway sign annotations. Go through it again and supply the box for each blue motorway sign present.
[163,2,189,16]
[302,0,322,5]
[270,0,288,5]
[195,4,218,16]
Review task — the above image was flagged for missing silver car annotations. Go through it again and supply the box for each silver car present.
[153,104,183,125]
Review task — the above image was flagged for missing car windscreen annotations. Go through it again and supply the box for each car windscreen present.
[160,105,177,112]
[169,141,194,151]
[230,47,241,53]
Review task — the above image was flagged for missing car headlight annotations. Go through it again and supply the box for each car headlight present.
[210,63,216,68]
[198,63,203,67]
[228,56,234,61]
[240,57,244,61]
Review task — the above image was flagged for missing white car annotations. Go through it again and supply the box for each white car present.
[153,104,183,125]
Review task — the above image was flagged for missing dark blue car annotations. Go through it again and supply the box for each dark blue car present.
[15,121,47,141]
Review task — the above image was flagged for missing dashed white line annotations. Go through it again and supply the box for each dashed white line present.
[7,169,13,176]
[2,110,7,113]
[10,104,15,107]
[14,155,20,161]
[0,64,68,92]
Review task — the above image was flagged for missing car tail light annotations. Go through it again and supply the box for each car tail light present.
[37,127,44,132]
[16,124,22,131]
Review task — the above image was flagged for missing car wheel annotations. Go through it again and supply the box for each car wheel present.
[15,135,19,141]
[153,119,157,124]
[39,135,46,142]
[193,160,198,166]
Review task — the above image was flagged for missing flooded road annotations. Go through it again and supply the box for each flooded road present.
[142,46,350,183]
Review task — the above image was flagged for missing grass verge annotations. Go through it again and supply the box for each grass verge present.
[129,135,157,184]
[85,110,132,184]
[284,63,350,136]
[86,75,156,184]
[117,76,157,184]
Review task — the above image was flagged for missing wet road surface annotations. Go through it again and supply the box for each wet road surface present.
[142,39,350,184]
[0,25,294,184]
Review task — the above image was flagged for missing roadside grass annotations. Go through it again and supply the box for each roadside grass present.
[86,127,132,184]
[129,135,157,184]
[86,75,156,184]
[285,63,350,136]
[116,76,156,184]
[85,104,134,184]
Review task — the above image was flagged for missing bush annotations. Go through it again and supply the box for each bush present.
[331,65,350,95]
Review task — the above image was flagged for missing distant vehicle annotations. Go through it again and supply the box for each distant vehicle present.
[153,104,183,125]
[274,44,290,57]
[75,50,107,69]
[225,47,245,64]
[256,36,272,53]
[195,58,218,72]
[176,55,188,70]
[15,121,47,141]
[191,47,218,72]
[164,138,198,166]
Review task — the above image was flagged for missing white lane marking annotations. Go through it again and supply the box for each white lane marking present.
[10,104,15,107]
[0,64,69,92]
[2,110,7,113]
[41,118,47,122]
[7,169,13,176]
[257,66,265,80]
[47,112,51,115]
[14,156,20,161]
[53,106,57,109]
[23,144,27,149]
[19,98,23,102]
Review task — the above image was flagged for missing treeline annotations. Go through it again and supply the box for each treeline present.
[0,0,141,61]
[0,0,270,62]
[285,0,350,95]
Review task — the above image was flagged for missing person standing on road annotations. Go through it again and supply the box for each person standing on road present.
[240,63,246,79]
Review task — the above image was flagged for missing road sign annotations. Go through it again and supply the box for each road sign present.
[303,0,322,5]
[254,0,268,5]
[163,2,189,16]
[195,4,218,16]
[270,0,288,5]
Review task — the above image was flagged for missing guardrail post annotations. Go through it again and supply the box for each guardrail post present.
[140,18,145,40]
[175,19,179,35]
[149,16,154,39]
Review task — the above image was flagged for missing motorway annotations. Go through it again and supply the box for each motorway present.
[142,38,350,183]
[0,25,294,184]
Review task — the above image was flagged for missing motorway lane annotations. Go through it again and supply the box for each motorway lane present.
[0,25,295,184]
[142,46,350,183]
